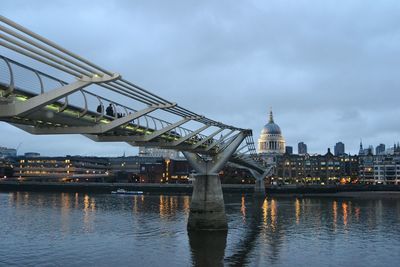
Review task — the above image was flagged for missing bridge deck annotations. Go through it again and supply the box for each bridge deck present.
[0,84,213,151]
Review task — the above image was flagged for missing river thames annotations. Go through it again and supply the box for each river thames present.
[1,192,399,266]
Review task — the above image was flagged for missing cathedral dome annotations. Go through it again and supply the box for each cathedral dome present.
[258,109,286,155]
[261,110,281,135]
[262,122,281,135]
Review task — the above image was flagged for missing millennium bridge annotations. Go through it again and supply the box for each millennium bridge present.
[0,16,272,230]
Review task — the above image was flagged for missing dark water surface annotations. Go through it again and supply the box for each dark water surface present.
[1,192,400,267]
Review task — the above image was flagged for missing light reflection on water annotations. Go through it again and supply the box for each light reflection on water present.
[1,192,400,267]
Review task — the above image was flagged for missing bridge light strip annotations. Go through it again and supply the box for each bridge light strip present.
[8,93,216,149]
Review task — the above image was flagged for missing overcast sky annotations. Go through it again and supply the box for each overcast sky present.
[1,0,400,156]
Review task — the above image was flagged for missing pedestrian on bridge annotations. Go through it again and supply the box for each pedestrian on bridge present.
[106,104,115,117]
[96,104,103,114]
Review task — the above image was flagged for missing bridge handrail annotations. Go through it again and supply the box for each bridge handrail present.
[0,55,211,142]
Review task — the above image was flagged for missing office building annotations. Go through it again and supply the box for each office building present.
[376,144,386,155]
[0,147,17,158]
[334,142,345,156]
[360,144,400,184]
[285,146,293,155]
[298,142,307,155]
[275,148,358,184]
[15,156,110,182]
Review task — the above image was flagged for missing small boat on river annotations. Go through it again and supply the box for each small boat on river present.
[111,188,144,195]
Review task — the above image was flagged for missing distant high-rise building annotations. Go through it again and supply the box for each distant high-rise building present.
[298,142,307,154]
[0,147,17,158]
[376,144,386,155]
[367,145,374,155]
[285,146,293,154]
[334,142,345,156]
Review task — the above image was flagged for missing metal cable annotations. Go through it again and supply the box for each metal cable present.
[0,15,112,76]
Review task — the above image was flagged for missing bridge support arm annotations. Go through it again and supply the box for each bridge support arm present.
[191,128,224,149]
[249,166,274,195]
[182,152,207,174]
[0,80,89,117]
[208,132,247,174]
[170,125,209,146]
[183,132,246,175]
[205,129,235,151]
[141,117,190,142]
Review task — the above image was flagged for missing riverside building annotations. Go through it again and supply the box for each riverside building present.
[11,155,192,184]
[360,144,400,184]
[275,149,358,184]
[109,156,191,183]
[0,146,17,158]
[0,158,14,178]
[14,156,110,182]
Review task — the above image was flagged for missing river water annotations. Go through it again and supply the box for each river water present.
[0,192,399,266]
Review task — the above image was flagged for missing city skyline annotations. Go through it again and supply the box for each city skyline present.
[2,138,397,158]
[2,1,400,156]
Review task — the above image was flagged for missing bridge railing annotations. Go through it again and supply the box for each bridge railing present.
[0,55,214,143]
[0,55,66,96]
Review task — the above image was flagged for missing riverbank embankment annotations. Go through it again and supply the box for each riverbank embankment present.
[0,181,252,194]
[1,181,400,198]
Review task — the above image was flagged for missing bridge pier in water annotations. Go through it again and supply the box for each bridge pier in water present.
[188,174,227,231]
[254,179,265,195]
[183,132,248,231]
[249,167,274,196]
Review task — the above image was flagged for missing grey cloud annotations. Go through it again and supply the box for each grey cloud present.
[1,0,400,156]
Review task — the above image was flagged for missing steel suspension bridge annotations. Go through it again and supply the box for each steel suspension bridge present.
[0,15,272,230]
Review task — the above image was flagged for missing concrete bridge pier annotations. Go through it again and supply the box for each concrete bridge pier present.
[254,178,265,195]
[188,173,227,231]
[183,132,247,231]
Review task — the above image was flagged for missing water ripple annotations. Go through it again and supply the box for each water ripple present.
[1,192,400,266]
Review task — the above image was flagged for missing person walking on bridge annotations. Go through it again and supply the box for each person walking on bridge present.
[106,104,114,117]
